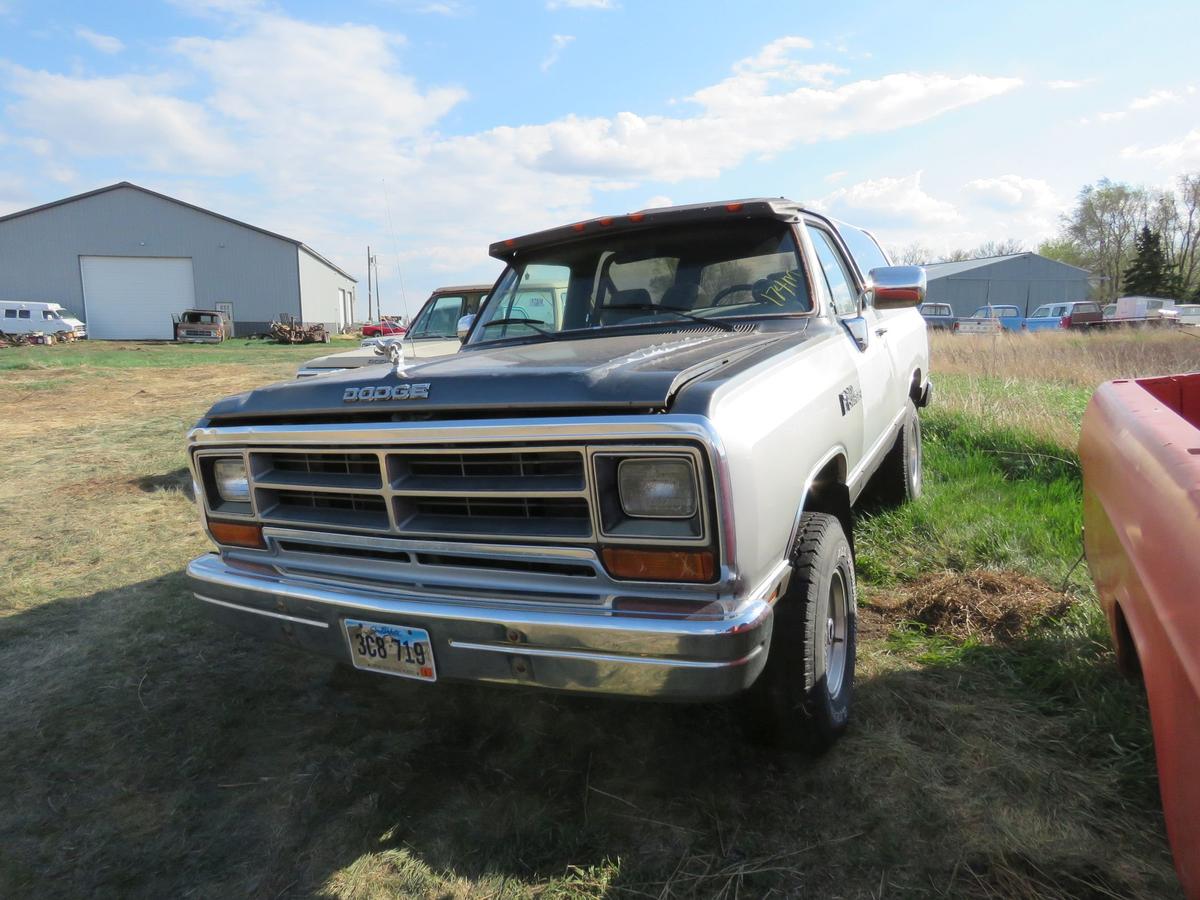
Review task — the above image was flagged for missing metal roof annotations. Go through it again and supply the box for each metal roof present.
[0,181,356,282]
[923,252,1092,279]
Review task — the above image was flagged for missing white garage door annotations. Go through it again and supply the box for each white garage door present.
[80,256,196,340]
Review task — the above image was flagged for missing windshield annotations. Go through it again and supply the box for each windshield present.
[470,220,809,345]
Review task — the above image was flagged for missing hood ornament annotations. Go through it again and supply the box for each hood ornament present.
[373,337,406,375]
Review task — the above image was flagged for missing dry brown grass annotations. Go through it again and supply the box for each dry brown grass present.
[931,328,1200,387]
[0,349,1182,898]
[869,570,1072,644]
[927,329,1200,450]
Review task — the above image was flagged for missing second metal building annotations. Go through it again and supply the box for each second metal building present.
[923,252,1094,318]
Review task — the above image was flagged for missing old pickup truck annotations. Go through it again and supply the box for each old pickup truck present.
[185,199,931,751]
[1081,372,1200,896]
[952,304,1023,334]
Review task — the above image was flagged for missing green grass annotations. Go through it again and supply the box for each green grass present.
[0,346,1181,898]
[0,336,357,371]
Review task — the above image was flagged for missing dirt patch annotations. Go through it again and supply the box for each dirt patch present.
[868,569,1072,643]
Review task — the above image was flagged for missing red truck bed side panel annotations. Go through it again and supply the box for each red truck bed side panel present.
[1081,375,1200,898]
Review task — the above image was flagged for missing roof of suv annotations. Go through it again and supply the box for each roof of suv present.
[489,198,815,259]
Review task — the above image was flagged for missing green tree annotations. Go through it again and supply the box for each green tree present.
[1121,226,1176,297]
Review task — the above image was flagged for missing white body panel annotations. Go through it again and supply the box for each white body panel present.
[80,256,196,340]
[0,300,86,336]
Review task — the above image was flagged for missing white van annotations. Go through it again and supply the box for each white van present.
[0,301,87,338]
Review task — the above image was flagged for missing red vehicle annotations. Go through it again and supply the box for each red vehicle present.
[360,318,406,338]
[1080,372,1200,898]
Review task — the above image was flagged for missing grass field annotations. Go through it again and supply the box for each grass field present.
[0,330,1194,898]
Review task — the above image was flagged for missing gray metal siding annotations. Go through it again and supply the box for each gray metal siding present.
[0,186,301,336]
[925,254,1092,318]
[298,246,355,331]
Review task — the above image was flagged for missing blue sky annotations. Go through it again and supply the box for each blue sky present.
[1,0,1198,318]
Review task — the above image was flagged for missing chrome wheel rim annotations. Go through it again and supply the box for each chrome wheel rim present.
[825,569,849,697]
[908,416,923,495]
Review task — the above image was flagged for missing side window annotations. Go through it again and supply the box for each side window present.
[411,295,464,338]
[835,222,891,279]
[806,226,859,317]
[4,309,15,319]
[1031,306,1050,318]
[18,309,31,319]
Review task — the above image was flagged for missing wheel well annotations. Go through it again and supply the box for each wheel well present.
[1111,601,1142,679]
[908,368,923,405]
[803,456,852,553]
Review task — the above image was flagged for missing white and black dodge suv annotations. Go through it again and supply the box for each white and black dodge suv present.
[186,199,930,750]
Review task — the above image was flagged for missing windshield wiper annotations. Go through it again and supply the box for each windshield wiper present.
[480,318,552,335]
[599,303,736,332]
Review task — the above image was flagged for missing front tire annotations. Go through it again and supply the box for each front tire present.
[744,513,857,753]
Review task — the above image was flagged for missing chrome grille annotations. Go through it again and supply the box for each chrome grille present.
[244,447,593,542]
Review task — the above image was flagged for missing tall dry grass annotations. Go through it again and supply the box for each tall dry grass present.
[928,330,1200,449]
[932,329,1200,386]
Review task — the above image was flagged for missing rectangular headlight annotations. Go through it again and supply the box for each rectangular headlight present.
[617,458,697,518]
[212,457,250,503]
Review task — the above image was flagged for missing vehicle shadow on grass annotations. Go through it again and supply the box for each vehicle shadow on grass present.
[0,573,1179,899]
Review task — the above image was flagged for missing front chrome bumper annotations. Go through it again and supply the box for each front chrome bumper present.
[186,553,773,700]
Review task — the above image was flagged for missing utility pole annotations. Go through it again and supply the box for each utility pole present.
[366,245,373,322]
[374,257,382,319]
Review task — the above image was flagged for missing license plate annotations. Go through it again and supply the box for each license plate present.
[343,620,437,682]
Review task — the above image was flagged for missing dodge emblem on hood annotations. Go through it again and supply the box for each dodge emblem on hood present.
[343,383,431,402]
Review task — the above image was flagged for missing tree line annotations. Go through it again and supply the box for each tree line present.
[892,172,1200,302]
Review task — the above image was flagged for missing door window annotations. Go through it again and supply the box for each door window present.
[411,295,464,338]
[1031,305,1050,318]
[806,226,859,317]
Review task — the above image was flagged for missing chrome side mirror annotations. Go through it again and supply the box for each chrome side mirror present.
[868,266,926,310]
[842,315,870,351]
[457,314,476,342]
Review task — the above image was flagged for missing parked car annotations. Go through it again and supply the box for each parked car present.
[297,284,492,377]
[0,300,87,338]
[1080,372,1200,897]
[173,309,232,343]
[360,318,407,338]
[1023,300,1103,332]
[918,302,956,330]
[187,198,931,751]
[953,304,1024,333]
[1175,304,1200,328]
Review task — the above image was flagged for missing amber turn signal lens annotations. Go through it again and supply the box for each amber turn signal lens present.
[208,520,265,549]
[601,547,715,582]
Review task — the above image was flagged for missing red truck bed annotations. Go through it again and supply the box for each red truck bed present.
[1080,372,1200,898]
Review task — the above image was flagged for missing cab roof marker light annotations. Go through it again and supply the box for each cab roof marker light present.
[725,203,744,212]
[571,222,586,232]
[628,213,646,222]
[598,217,613,226]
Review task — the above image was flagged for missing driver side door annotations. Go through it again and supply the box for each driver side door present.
[806,224,897,474]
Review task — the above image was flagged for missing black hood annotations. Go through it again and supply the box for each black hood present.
[201,324,811,424]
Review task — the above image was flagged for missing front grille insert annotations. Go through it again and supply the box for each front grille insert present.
[252,451,383,490]
[390,451,584,493]
[398,496,591,539]
[258,489,390,531]
[245,446,595,541]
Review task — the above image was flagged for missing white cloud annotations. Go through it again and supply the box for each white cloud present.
[641,195,673,209]
[1122,128,1200,167]
[75,27,125,54]
[0,15,1025,306]
[1,64,240,173]
[817,172,961,226]
[541,34,574,72]
[1046,79,1089,90]
[960,174,1062,240]
[824,170,848,184]
[1129,89,1180,110]
[546,0,614,8]
[1095,87,1185,122]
